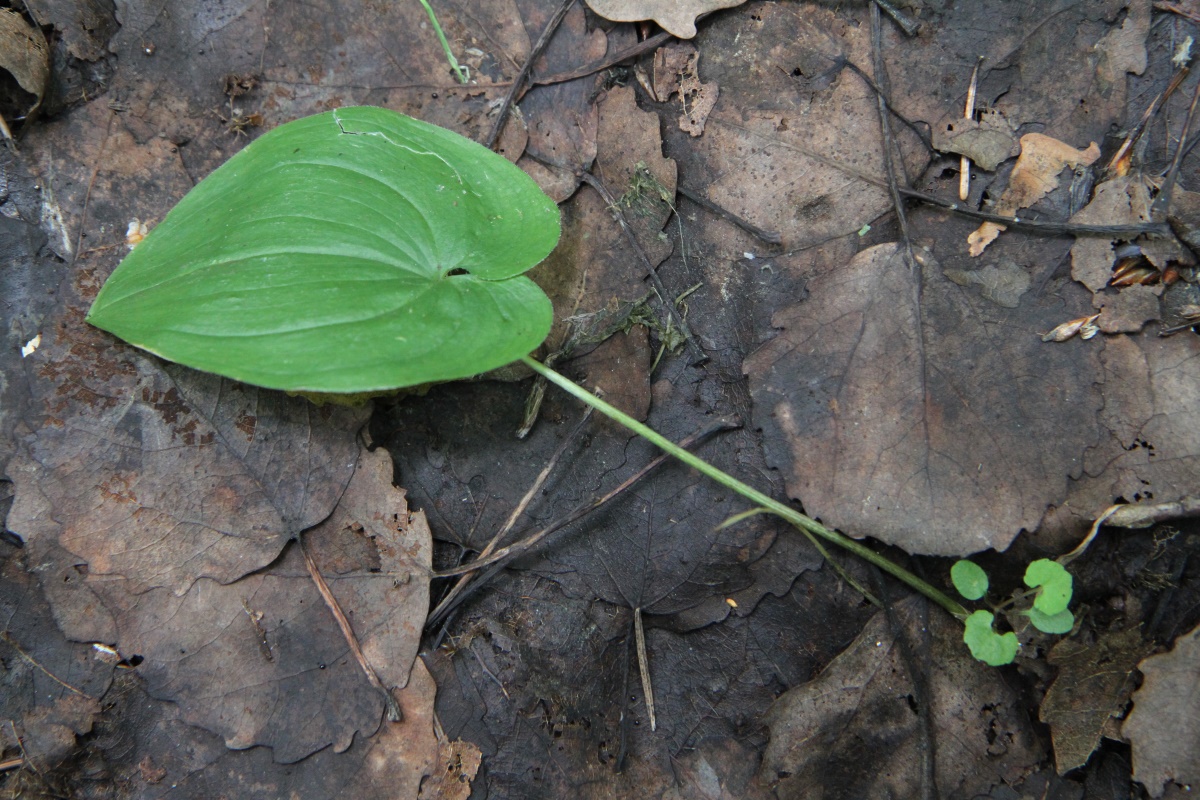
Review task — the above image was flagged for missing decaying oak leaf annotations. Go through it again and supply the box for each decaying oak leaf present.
[651,41,719,136]
[584,0,746,38]
[1040,627,1149,774]
[762,596,1040,797]
[746,243,1100,555]
[968,133,1100,256]
[83,447,431,763]
[1123,622,1200,798]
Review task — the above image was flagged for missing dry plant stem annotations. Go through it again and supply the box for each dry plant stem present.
[579,171,707,365]
[522,356,970,620]
[299,535,402,722]
[676,184,782,244]
[533,31,673,87]
[1156,1,1200,25]
[712,118,1171,238]
[1151,73,1200,220]
[427,418,737,628]
[0,756,22,772]
[633,607,656,731]
[484,0,574,150]
[832,58,934,154]
[428,407,594,622]
[872,0,921,35]
[870,3,915,271]
[960,58,983,201]
[1058,504,1121,567]
[1,631,91,698]
[1106,66,1189,177]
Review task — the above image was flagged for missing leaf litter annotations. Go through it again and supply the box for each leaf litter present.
[2,0,1200,797]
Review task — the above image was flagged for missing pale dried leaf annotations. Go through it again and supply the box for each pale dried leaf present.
[584,0,747,38]
[0,8,49,114]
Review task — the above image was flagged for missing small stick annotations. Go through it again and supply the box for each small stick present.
[580,171,707,365]
[870,3,915,270]
[825,58,934,154]
[1,631,91,698]
[1156,1,1200,24]
[1106,67,1189,177]
[532,32,673,88]
[427,418,737,626]
[960,57,983,201]
[300,535,402,722]
[872,0,921,36]
[1151,74,1200,220]
[633,607,656,731]
[485,0,574,150]
[710,116,1172,237]
[676,185,782,244]
[428,407,594,623]
[0,756,23,772]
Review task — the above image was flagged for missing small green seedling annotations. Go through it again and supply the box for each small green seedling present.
[951,557,1076,664]
[90,106,1018,664]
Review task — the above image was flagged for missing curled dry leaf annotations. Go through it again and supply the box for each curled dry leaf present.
[0,7,49,119]
[584,0,747,38]
[932,107,1019,171]
[1041,312,1101,342]
[968,133,1101,256]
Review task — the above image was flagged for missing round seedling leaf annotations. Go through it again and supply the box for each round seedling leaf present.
[1024,558,1073,616]
[1026,606,1075,635]
[963,610,1019,666]
[951,559,989,600]
[87,107,561,393]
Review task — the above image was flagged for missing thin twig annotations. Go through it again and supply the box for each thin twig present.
[427,418,738,626]
[1151,74,1200,220]
[711,117,1172,238]
[532,31,673,88]
[428,407,594,623]
[579,170,707,365]
[961,57,983,201]
[833,57,934,154]
[870,3,915,270]
[676,184,782,244]
[872,0,921,36]
[1,631,92,698]
[299,535,402,722]
[485,0,574,150]
[633,607,656,731]
[1155,1,1200,25]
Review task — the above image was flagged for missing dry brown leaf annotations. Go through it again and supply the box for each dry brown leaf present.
[1123,622,1200,797]
[584,0,747,38]
[0,8,49,117]
[746,243,1100,555]
[652,41,719,136]
[1040,627,1149,774]
[762,596,1041,797]
[932,107,1020,171]
[969,133,1100,256]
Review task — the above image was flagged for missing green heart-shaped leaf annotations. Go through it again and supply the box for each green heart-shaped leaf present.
[963,610,1019,666]
[1024,559,1073,616]
[1026,606,1074,635]
[87,107,561,393]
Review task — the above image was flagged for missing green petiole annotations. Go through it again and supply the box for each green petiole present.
[520,355,970,621]
[417,0,470,84]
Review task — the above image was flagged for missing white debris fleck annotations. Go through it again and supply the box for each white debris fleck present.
[21,333,40,357]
